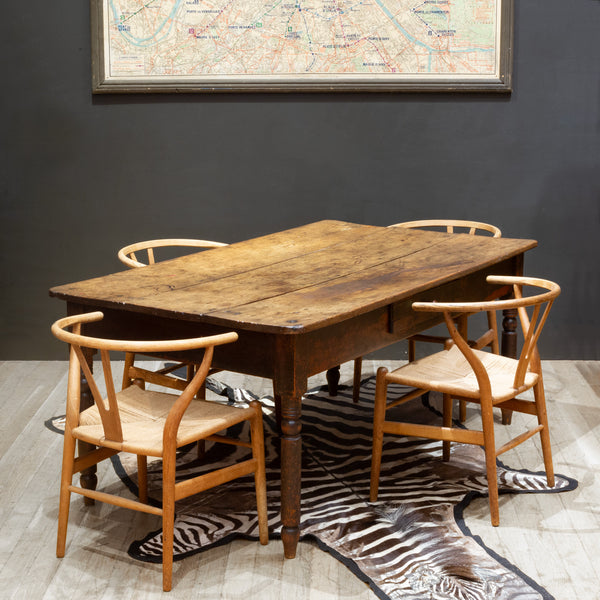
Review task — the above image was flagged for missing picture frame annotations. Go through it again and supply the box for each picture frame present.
[90,0,513,93]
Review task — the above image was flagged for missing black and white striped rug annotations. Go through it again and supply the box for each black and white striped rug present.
[54,378,577,599]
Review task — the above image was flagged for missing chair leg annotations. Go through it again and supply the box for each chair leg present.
[186,364,195,383]
[408,338,416,362]
[249,401,269,545]
[480,398,500,526]
[122,352,135,390]
[442,394,453,461]
[352,357,363,403]
[487,310,500,355]
[459,400,467,422]
[161,450,176,592]
[137,455,148,504]
[533,379,555,487]
[370,367,388,502]
[57,431,76,557]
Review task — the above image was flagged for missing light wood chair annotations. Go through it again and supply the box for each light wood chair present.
[118,238,229,398]
[351,219,502,412]
[118,238,228,269]
[390,219,501,238]
[369,275,560,526]
[51,311,268,592]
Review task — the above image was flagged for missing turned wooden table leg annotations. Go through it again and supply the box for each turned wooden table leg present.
[272,333,307,559]
[501,307,518,425]
[278,390,302,558]
[79,347,97,505]
[326,366,340,396]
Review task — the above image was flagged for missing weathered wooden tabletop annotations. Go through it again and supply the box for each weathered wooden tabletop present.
[50,220,536,334]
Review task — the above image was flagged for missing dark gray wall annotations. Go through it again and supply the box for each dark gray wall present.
[2,1,599,360]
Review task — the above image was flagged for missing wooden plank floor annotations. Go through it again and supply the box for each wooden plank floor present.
[1,360,598,599]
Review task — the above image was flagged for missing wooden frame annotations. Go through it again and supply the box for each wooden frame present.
[90,0,514,94]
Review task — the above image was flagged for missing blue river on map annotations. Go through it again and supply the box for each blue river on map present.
[110,0,183,46]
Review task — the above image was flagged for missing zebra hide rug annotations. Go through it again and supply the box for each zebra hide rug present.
[54,377,577,600]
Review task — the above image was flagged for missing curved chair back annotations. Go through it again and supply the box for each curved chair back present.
[391,219,501,238]
[413,276,560,391]
[51,312,238,443]
[118,238,227,268]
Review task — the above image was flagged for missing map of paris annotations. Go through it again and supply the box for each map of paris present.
[94,0,510,90]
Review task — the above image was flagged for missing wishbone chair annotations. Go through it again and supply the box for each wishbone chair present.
[51,311,268,591]
[369,275,560,526]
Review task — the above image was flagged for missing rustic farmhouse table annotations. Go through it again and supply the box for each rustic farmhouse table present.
[50,220,537,559]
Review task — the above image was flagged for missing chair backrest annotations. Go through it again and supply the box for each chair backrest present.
[390,219,501,238]
[412,276,560,391]
[51,312,238,443]
[118,238,228,269]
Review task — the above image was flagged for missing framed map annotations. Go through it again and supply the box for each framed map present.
[90,0,513,93]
